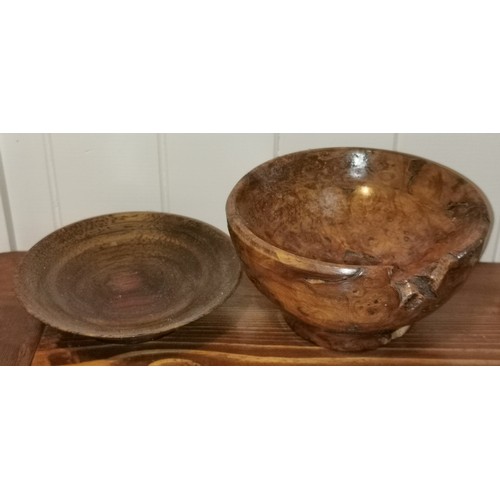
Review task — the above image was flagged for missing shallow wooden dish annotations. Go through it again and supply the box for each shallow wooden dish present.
[227,148,492,352]
[16,212,241,341]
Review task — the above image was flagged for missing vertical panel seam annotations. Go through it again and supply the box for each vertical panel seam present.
[491,225,500,263]
[392,133,399,151]
[42,134,62,229]
[0,148,17,250]
[273,133,280,157]
[157,133,170,212]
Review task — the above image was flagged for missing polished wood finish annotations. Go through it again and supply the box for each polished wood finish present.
[227,148,491,351]
[0,253,499,365]
[15,212,241,341]
[0,252,44,365]
[31,263,500,365]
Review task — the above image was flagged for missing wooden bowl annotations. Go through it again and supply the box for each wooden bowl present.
[226,148,492,352]
[16,212,241,341]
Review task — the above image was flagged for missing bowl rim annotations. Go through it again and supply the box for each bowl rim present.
[226,146,492,274]
[15,210,242,340]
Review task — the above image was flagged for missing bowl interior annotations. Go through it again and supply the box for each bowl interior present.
[232,149,490,268]
[16,212,241,339]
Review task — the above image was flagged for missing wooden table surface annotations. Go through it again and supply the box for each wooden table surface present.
[1,251,500,366]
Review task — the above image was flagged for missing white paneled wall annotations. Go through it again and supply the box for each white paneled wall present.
[279,133,395,153]
[0,152,11,251]
[50,134,162,225]
[0,197,10,252]
[0,134,55,250]
[166,134,274,230]
[0,133,498,262]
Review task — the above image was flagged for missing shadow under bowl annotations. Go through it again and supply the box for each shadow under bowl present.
[16,211,241,342]
[226,147,492,352]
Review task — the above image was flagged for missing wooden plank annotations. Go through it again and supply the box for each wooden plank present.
[0,252,44,365]
[32,263,500,366]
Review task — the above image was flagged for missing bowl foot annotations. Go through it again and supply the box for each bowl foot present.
[284,315,411,352]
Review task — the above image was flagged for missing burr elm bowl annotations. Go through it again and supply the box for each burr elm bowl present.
[226,148,492,352]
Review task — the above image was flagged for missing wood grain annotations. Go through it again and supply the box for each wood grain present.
[397,133,500,261]
[226,147,491,351]
[0,252,44,365]
[16,212,240,341]
[31,263,500,366]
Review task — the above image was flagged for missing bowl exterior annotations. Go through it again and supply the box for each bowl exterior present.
[227,216,485,336]
[226,147,492,344]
